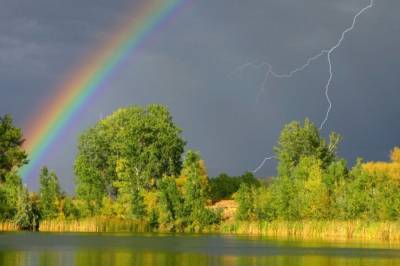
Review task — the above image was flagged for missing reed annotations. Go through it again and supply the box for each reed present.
[5,218,400,242]
[39,217,150,233]
[219,220,400,241]
[0,221,18,232]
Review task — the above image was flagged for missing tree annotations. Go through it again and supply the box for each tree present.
[181,151,219,229]
[14,186,38,230]
[294,156,330,219]
[0,114,28,182]
[75,105,185,216]
[391,147,400,163]
[235,184,256,221]
[158,176,184,229]
[274,118,340,177]
[39,167,61,220]
[234,119,347,221]
[0,172,22,219]
[182,151,208,211]
[74,124,116,216]
[61,196,80,219]
[209,173,237,201]
[0,114,27,219]
[113,158,146,219]
[209,172,260,202]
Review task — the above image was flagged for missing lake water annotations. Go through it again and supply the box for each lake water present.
[0,233,400,266]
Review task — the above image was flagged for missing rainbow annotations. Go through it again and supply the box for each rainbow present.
[21,0,188,180]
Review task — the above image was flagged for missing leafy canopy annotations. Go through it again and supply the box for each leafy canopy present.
[0,114,27,182]
[75,105,185,215]
[274,118,340,176]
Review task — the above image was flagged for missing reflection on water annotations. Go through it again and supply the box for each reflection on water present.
[0,233,399,266]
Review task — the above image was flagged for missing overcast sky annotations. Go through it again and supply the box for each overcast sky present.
[1,0,399,192]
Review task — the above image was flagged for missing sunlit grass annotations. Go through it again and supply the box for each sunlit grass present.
[219,220,400,241]
[3,218,400,242]
[0,221,18,231]
[39,217,150,233]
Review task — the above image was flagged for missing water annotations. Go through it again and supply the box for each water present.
[0,232,400,266]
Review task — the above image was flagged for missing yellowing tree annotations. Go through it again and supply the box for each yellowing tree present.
[391,147,400,163]
[363,147,400,180]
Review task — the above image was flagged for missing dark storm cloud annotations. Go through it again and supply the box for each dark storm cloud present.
[0,0,399,192]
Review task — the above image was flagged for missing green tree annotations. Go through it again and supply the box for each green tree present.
[182,151,219,229]
[74,124,116,216]
[235,184,255,221]
[14,186,38,230]
[0,114,27,220]
[62,196,80,219]
[113,158,146,219]
[0,114,28,182]
[274,118,340,177]
[0,172,22,219]
[39,167,61,220]
[209,173,237,201]
[209,172,260,202]
[158,176,184,229]
[294,156,330,219]
[75,105,185,216]
[182,152,207,214]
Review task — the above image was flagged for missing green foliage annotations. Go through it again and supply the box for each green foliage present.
[233,119,400,223]
[114,158,146,219]
[210,172,260,201]
[235,184,256,221]
[0,114,27,221]
[75,105,185,216]
[39,167,61,219]
[335,160,400,221]
[182,151,214,226]
[62,196,80,219]
[274,118,340,176]
[131,189,146,219]
[5,108,400,233]
[157,151,220,231]
[0,114,28,182]
[0,172,23,219]
[158,176,184,227]
[14,186,39,230]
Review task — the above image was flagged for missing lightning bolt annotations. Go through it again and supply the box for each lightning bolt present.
[238,0,375,173]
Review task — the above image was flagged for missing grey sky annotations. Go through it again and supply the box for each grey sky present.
[0,0,399,192]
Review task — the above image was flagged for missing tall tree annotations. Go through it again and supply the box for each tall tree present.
[158,176,184,228]
[274,118,340,177]
[0,114,27,220]
[75,105,185,215]
[0,173,22,219]
[39,167,60,219]
[14,186,38,230]
[181,151,219,228]
[0,114,27,182]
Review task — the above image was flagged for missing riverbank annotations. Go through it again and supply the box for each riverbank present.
[2,219,400,241]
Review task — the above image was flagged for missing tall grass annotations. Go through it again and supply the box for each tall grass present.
[39,217,150,233]
[0,221,18,232]
[4,218,400,242]
[220,220,400,241]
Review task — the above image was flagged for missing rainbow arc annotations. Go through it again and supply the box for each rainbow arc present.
[21,0,187,180]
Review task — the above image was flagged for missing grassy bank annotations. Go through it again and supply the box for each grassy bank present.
[220,220,400,241]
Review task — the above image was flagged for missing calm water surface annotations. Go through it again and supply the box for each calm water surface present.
[0,232,400,266]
